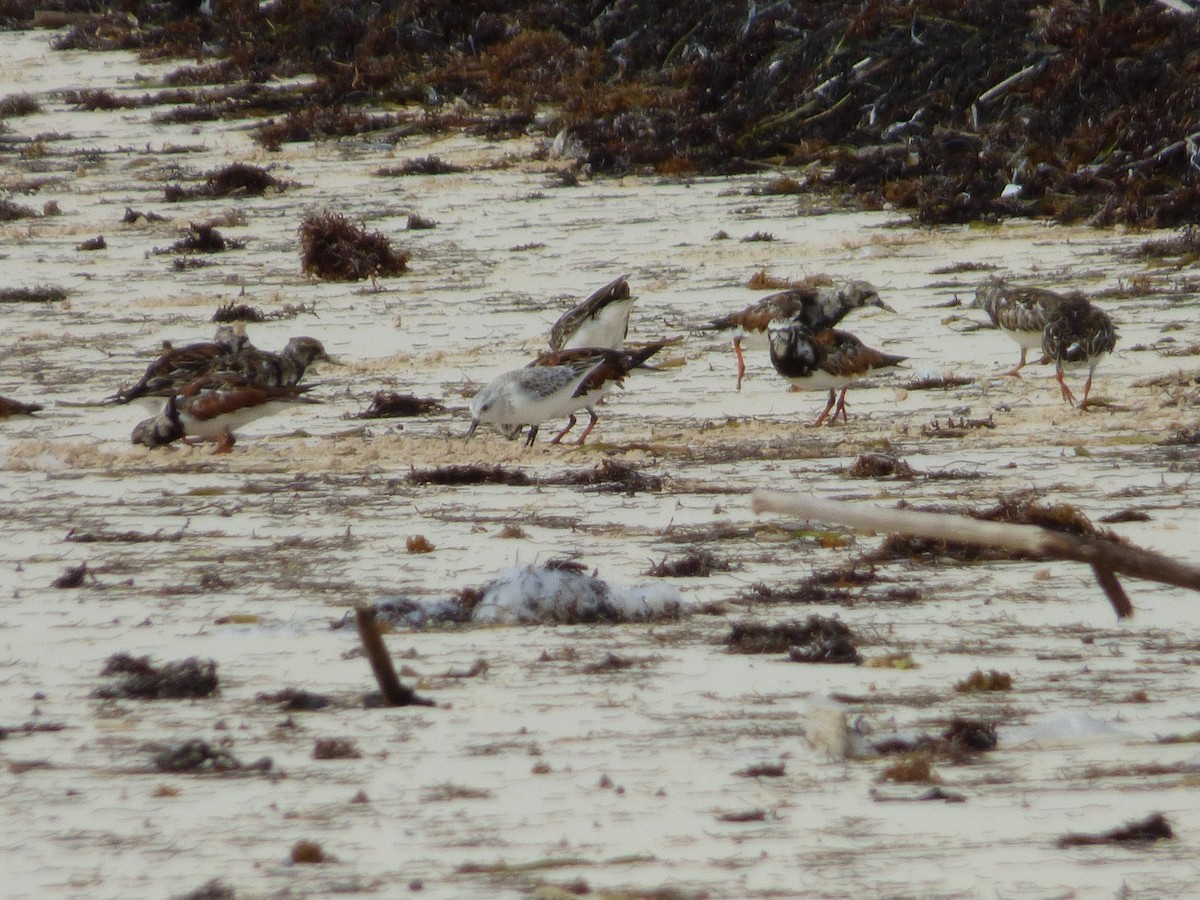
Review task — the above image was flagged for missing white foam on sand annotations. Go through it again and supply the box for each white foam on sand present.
[470,564,685,625]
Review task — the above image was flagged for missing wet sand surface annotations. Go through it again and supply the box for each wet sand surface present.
[3,29,1200,899]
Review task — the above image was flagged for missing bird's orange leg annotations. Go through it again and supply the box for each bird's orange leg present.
[550,414,577,444]
[1004,348,1028,377]
[811,390,838,427]
[733,337,747,391]
[213,428,237,454]
[575,408,600,445]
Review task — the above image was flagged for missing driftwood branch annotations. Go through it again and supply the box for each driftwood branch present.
[750,491,1200,619]
[355,607,434,706]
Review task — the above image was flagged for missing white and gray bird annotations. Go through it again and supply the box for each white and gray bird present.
[466,357,604,447]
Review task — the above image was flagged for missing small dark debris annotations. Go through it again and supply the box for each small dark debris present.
[903,374,975,391]
[52,563,89,589]
[0,93,39,117]
[406,212,437,230]
[377,156,466,177]
[955,669,1012,693]
[1131,226,1200,261]
[313,738,362,760]
[356,391,445,419]
[1057,813,1173,848]
[77,235,106,251]
[171,878,236,900]
[257,688,331,711]
[741,231,776,242]
[0,721,67,740]
[0,286,67,304]
[66,527,182,543]
[727,615,860,664]
[290,840,327,864]
[921,414,995,437]
[298,209,409,281]
[165,163,286,202]
[94,653,218,700]
[406,464,531,486]
[846,452,914,479]
[158,223,245,254]
[943,718,998,753]
[734,762,786,778]
[920,786,966,802]
[1161,427,1200,447]
[212,301,266,323]
[123,207,166,224]
[582,652,635,674]
[930,262,1000,275]
[645,548,735,578]
[552,459,663,494]
[718,809,766,823]
[0,198,40,222]
[1099,509,1152,524]
[151,738,266,774]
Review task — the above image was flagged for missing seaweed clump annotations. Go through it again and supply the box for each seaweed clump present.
[726,615,860,663]
[870,495,1118,563]
[164,163,287,202]
[645,548,736,577]
[92,653,218,700]
[355,391,445,418]
[41,2,1200,226]
[298,209,409,281]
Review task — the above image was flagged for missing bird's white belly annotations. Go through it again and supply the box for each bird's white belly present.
[562,299,635,350]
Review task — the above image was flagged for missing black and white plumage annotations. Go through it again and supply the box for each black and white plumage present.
[973,279,1085,375]
[111,331,332,407]
[768,322,907,426]
[706,280,890,390]
[549,274,636,351]
[108,325,250,405]
[1041,297,1117,408]
[131,375,319,453]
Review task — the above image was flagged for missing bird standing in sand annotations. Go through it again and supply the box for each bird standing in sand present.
[706,280,891,390]
[1041,296,1117,409]
[768,321,907,426]
[973,279,1084,376]
[131,374,319,453]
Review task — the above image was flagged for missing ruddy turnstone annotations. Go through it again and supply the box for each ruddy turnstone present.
[549,274,636,351]
[111,332,332,406]
[0,396,43,418]
[131,375,319,453]
[215,336,335,387]
[973,279,1086,376]
[519,341,668,444]
[706,280,891,389]
[767,321,907,426]
[108,324,250,404]
[1041,296,1117,408]
[466,358,602,447]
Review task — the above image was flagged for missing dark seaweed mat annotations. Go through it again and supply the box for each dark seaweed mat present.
[92,653,218,699]
[39,0,1200,226]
